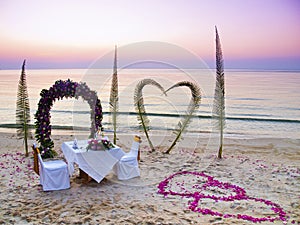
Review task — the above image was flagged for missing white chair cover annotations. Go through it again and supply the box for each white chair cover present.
[116,139,140,180]
[37,153,70,191]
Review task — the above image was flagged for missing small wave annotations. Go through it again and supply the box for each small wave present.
[229,113,272,118]
[54,110,300,123]
[231,97,269,101]
[226,117,300,123]
[106,111,300,123]
[0,124,89,130]
[51,110,89,114]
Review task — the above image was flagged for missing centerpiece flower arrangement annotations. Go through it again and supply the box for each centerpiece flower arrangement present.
[86,130,114,151]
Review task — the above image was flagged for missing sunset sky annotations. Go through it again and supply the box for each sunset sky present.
[1,0,299,70]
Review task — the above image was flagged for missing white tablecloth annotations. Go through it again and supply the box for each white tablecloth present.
[61,140,125,183]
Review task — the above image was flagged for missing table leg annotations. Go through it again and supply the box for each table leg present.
[138,149,140,162]
[79,169,92,183]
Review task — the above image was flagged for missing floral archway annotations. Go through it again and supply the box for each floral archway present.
[35,79,103,158]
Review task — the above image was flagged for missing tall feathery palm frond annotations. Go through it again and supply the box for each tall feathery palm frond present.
[213,26,226,159]
[109,45,119,144]
[134,78,166,151]
[16,60,31,157]
[164,81,201,154]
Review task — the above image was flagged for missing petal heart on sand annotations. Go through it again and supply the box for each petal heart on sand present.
[158,171,287,223]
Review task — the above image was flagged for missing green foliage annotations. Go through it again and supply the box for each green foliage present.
[109,45,119,144]
[16,60,31,157]
[134,79,166,151]
[213,26,226,159]
[164,81,201,154]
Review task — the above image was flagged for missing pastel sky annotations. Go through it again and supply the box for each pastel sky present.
[1,0,300,70]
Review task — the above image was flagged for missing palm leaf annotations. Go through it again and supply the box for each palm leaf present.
[213,26,226,159]
[134,78,166,151]
[16,60,31,156]
[164,81,201,154]
[109,45,119,144]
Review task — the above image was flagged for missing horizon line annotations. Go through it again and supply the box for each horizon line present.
[1,67,300,72]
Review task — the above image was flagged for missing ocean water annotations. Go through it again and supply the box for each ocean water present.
[0,68,299,139]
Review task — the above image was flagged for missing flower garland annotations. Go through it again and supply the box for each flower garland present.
[158,171,287,223]
[35,79,103,158]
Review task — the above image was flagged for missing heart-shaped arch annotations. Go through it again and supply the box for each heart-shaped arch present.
[134,79,201,153]
[34,79,103,158]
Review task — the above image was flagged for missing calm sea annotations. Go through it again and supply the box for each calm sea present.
[0,69,299,139]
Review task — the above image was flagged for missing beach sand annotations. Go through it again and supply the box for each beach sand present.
[0,130,299,224]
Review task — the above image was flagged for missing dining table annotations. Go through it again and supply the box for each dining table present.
[61,139,125,183]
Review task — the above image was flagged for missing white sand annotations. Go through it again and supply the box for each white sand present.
[0,130,299,224]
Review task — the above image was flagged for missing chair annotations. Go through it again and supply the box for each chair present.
[32,144,70,191]
[32,145,40,175]
[116,135,141,180]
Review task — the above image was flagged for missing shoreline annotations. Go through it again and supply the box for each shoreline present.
[1,126,299,141]
[0,131,299,224]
